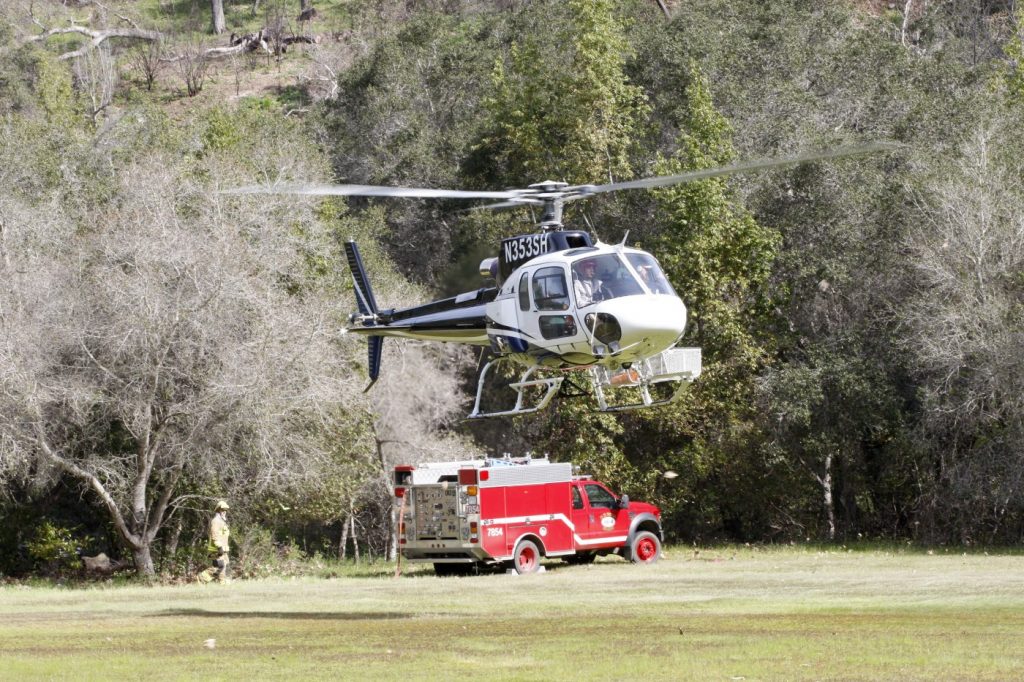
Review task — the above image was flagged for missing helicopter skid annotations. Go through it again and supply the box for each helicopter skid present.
[469,361,563,419]
[590,347,702,412]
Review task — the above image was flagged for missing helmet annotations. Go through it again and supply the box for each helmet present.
[214,500,230,511]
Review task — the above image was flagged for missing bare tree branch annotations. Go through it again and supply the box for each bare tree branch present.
[25,25,162,61]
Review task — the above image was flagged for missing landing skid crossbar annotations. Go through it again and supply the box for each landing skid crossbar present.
[589,347,702,413]
[469,361,564,419]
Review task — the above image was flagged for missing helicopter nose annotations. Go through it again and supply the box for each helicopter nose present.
[590,295,687,358]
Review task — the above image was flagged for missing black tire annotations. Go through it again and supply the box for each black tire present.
[512,539,541,574]
[629,531,662,564]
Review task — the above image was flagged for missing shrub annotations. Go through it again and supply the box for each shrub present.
[26,522,82,577]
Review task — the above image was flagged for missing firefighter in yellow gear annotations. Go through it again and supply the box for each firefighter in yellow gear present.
[197,500,231,584]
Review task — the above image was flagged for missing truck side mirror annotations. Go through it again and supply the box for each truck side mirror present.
[618,494,630,509]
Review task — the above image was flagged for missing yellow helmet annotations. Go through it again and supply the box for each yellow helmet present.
[214,500,230,511]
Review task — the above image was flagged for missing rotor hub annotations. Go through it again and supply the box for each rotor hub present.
[528,180,569,194]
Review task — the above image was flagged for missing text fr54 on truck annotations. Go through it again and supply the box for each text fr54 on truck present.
[393,457,663,575]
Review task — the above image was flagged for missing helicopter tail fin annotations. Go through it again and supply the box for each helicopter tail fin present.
[345,240,384,391]
[364,335,383,392]
[344,240,379,316]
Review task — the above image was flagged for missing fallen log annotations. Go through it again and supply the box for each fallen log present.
[26,26,162,61]
[81,552,129,575]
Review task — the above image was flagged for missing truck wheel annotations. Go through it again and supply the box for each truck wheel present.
[513,539,541,575]
[630,531,661,564]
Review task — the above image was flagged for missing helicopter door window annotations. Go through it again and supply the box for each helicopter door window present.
[518,272,531,311]
[539,314,577,340]
[532,267,570,311]
[625,253,676,296]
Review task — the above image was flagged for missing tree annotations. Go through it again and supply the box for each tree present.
[0,153,367,576]
[995,6,1024,104]
[900,117,1024,542]
[471,0,648,187]
[627,63,782,541]
[72,44,117,123]
[317,10,500,287]
[212,0,227,35]
[365,341,478,559]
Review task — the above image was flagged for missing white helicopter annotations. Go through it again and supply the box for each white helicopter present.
[228,143,894,418]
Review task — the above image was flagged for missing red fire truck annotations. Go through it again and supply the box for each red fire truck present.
[393,457,663,575]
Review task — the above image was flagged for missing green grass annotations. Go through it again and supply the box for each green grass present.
[2,546,1023,680]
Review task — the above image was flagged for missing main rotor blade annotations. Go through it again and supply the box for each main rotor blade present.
[222,182,521,200]
[581,141,900,195]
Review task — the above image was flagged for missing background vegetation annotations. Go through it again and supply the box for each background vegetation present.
[1,0,1023,579]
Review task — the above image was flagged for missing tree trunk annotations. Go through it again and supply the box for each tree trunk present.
[160,517,183,572]
[132,543,155,577]
[351,508,360,564]
[339,514,349,560]
[211,0,227,34]
[822,452,836,542]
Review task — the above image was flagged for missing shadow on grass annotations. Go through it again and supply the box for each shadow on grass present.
[396,559,587,578]
[155,608,412,620]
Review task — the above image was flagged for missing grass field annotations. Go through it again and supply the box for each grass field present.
[1,546,1022,681]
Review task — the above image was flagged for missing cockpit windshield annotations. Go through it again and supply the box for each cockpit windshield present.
[624,253,675,296]
[571,254,645,307]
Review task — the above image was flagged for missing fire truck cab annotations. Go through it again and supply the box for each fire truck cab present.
[393,457,663,575]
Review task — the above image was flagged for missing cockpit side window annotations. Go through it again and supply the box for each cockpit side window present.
[518,272,531,311]
[532,267,570,311]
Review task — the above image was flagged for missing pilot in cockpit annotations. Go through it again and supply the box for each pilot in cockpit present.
[573,259,604,306]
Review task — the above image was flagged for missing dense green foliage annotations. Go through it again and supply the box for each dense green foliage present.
[2,0,1024,579]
